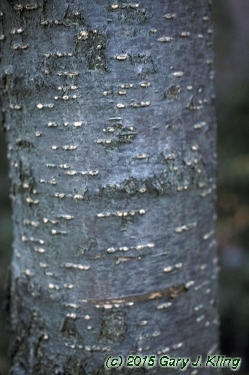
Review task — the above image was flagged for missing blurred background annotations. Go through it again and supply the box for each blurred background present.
[215,0,249,373]
[1,0,249,373]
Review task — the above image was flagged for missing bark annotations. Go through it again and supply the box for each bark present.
[0,1,219,374]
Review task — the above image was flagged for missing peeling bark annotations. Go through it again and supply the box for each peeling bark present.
[0,1,219,374]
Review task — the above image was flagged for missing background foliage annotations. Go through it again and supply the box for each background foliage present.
[214,0,249,373]
[1,1,249,373]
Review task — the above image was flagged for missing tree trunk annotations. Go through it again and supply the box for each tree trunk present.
[1,1,219,374]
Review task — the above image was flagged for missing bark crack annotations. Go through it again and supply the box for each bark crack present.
[80,283,188,305]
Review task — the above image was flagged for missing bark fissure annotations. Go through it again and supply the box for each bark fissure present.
[80,283,188,305]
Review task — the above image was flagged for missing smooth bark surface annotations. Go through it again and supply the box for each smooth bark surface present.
[0,1,219,374]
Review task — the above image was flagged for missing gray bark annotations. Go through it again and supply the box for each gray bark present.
[0,1,219,374]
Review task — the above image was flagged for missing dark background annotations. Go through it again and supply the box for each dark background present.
[1,1,249,373]
[214,0,249,373]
